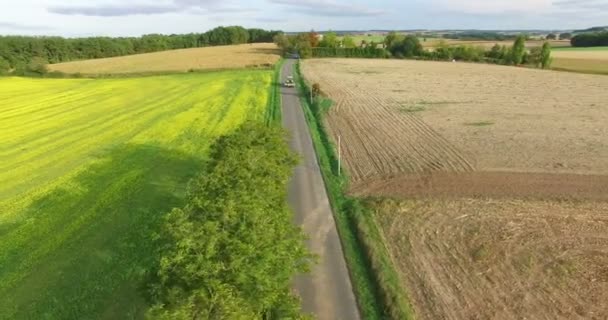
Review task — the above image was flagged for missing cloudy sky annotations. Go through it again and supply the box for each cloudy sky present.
[1,0,606,36]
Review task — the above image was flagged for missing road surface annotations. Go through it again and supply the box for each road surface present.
[281,59,360,320]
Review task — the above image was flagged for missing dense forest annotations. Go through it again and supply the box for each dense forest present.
[0,26,280,74]
[571,32,608,47]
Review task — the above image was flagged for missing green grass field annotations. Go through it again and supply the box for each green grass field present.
[339,35,385,45]
[552,46,608,51]
[551,46,608,74]
[0,70,271,319]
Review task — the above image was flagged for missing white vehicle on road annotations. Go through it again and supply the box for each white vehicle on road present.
[284,76,295,88]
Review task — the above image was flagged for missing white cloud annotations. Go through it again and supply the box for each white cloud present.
[435,0,553,14]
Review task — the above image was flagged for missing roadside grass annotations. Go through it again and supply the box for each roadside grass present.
[294,61,414,320]
[265,59,284,125]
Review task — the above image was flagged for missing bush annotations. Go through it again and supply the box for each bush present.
[312,47,387,58]
[27,57,48,75]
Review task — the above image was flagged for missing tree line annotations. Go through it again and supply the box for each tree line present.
[146,122,312,319]
[571,32,608,47]
[276,31,552,69]
[274,31,387,58]
[0,26,280,75]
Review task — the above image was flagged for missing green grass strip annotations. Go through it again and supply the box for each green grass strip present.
[293,61,414,320]
[265,59,284,125]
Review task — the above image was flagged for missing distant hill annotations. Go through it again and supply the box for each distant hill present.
[575,26,608,33]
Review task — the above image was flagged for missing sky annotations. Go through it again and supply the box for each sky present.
[0,0,607,37]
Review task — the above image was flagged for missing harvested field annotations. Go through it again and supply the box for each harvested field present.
[302,58,608,198]
[48,43,280,75]
[552,47,608,74]
[373,198,608,320]
[423,39,570,49]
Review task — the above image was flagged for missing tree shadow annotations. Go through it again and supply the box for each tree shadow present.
[248,47,282,55]
[0,143,202,319]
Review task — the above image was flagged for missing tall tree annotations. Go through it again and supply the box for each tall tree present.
[540,41,552,69]
[308,30,320,47]
[510,35,526,65]
[319,32,338,48]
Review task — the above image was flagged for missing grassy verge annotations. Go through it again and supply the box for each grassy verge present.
[293,61,414,320]
[265,59,284,125]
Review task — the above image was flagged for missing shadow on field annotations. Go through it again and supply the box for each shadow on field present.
[249,47,282,55]
[0,143,202,320]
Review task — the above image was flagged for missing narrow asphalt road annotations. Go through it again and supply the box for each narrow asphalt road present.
[281,59,360,320]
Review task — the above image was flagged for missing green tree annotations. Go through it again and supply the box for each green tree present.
[319,32,338,48]
[528,46,542,67]
[0,57,10,75]
[308,30,320,47]
[540,41,552,69]
[390,35,423,58]
[510,35,526,65]
[342,36,356,48]
[546,33,557,40]
[273,33,290,53]
[27,57,48,75]
[384,31,399,49]
[147,122,312,320]
[559,32,572,40]
[294,33,313,58]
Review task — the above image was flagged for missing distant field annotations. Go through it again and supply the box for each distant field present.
[0,70,271,319]
[339,34,385,44]
[553,46,608,51]
[48,43,280,75]
[552,46,608,74]
[423,38,571,49]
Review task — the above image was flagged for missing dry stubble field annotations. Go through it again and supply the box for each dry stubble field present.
[49,43,280,75]
[302,59,608,199]
[302,58,608,319]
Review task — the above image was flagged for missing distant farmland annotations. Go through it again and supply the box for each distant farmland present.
[48,43,280,75]
[552,46,608,74]
[0,70,272,318]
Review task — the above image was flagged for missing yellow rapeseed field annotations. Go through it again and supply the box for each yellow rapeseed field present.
[0,69,272,318]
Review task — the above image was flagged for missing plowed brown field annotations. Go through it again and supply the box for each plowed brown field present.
[374,198,608,320]
[302,58,608,199]
[302,58,608,319]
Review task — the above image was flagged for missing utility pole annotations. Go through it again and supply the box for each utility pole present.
[310,87,313,104]
[338,135,341,176]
